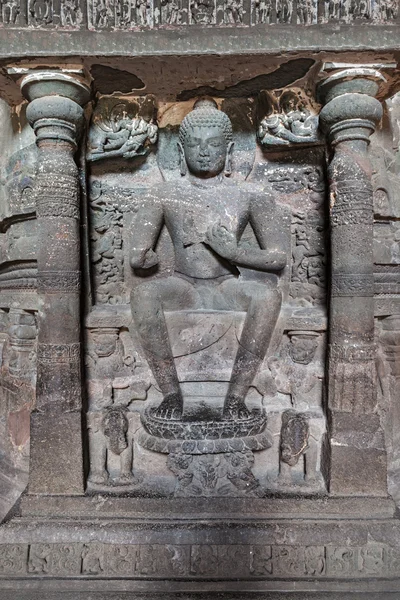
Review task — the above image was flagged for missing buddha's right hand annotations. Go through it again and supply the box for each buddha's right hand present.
[130,248,159,269]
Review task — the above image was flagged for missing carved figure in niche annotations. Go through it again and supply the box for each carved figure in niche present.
[86,327,149,405]
[1,0,20,23]
[349,0,370,19]
[136,0,150,24]
[260,331,323,409]
[86,327,150,486]
[325,0,342,19]
[276,0,292,22]
[116,0,131,25]
[254,0,272,22]
[258,91,321,148]
[130,98,286,422]
[279,410,320,486]
[93,0,113,27]
[296,0,313,22]
[89,406,135,485]
[224,0,242,23]
[161,0,180,23]
[191,0,214,23]
[29,0,52,22]
[60,0,81,24]
[373,0,397,20]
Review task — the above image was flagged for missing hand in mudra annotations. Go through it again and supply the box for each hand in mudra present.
[205,222,237,261]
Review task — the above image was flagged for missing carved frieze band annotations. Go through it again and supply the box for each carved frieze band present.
[331,182,373,227]
[37,343,81,363]
[35,175,79,220]
[0,543,396,578]
[329,343,376,362]
[37,271,81,292]
[0,0,397,27]
[331,273,374,297]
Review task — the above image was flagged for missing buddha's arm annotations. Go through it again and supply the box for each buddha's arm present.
[232,243,286,272]
[130,200,164,269]
[205,220,286,272]
[245,192,287,272]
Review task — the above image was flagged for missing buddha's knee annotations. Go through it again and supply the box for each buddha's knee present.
[243,282,282,307]
[131,282,161,319]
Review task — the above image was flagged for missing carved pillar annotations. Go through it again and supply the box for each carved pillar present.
[319,67,387,496]
[21,72,91,494]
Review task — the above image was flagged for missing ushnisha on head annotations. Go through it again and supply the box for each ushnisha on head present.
[178,98,234,178]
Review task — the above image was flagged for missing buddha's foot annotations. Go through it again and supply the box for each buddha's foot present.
[113,473,136,486]
[152,392,183,420]
[223,395,251,420]
[88,470,109,485]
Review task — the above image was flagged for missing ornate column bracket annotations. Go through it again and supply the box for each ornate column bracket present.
[21,71,91,495]
[318,65,389,496]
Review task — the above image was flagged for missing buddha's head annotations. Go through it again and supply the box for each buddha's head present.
[178,98,234,178]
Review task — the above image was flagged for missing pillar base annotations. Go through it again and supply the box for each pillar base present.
[29,412,85,495]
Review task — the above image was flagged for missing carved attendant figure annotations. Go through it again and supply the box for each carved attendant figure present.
[130,99,286,421]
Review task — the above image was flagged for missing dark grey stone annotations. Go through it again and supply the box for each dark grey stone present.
[1,40,400,597]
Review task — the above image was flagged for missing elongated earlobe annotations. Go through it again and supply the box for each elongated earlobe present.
[177,142,187,176]
[224,141,234,176]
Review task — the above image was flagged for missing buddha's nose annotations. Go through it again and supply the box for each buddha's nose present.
[199,141,209,154]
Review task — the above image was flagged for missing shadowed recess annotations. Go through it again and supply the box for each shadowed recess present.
[91,64,145,94]
[177,58,315,100]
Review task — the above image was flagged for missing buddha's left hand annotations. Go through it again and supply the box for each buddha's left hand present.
[205,223,237,261]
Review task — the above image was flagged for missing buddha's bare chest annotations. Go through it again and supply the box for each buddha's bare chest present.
[163,189,249,246]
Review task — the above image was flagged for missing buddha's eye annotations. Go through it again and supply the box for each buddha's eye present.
[186,138,201,148]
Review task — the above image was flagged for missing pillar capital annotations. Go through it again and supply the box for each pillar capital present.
[21,72,91,149]
[21,70,91,105]
[318,67,386,145]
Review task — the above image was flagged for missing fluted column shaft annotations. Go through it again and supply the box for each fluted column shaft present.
[319,68,387,496]
[21,73,90,494]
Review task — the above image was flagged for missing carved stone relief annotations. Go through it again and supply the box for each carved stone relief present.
[258,90,322,149]
[0,541,399,579]
[0,0,397,25]
[82,95,328,496]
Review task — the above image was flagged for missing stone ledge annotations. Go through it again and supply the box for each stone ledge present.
[20,495,396,520]
[0,26,400,60]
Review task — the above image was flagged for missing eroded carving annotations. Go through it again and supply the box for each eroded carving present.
[167,450,263,496]
[88,103,157,162]
[86,327,150,488]
[190,0,215,23]
[0,543,396,578]
[90,185,125,304]
[0,0,20,23]
[258,90,322,149]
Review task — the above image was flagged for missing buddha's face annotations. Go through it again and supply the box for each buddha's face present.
[183,126,228,178]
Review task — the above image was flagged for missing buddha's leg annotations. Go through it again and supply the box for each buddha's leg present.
[220,279,281,419]
[131,276,200,419]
